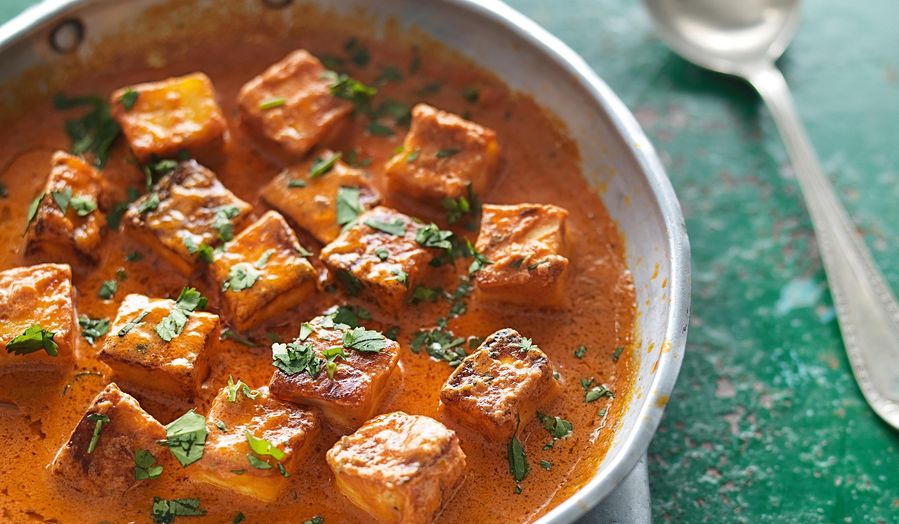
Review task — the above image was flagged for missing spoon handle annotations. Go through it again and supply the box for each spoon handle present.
[746,64,899,429]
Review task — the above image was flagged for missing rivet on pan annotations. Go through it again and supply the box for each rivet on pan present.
[263,0,293,9]
[49,18,84,54]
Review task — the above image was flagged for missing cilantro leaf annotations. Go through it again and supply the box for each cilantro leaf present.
[225,376,259,402]
[54,93,121,168]
[271,341,324,377]
[508,435,529,483]
[78,315,110,345]
[98,279,117,299]
[119,88,139,111]
[222,262,260,292]
[151,497,206,523]
[134,448,163,480]
[309,152,342,178]
[86,413,110,454]
[536,412,573,440]
[364,217,406,236]
[336,186,363,226]
[213,205,241,242]
[155,288,208,342]
[70,195,97,216]
[6,324,58,356]
[342,326,390,353]
[410,325,466,366]
[245,430,286,461]
[24,192,45,234]
[160,409,207,467]
[415,223,454,250]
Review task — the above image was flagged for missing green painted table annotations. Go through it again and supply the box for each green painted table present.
[3,1,898,522]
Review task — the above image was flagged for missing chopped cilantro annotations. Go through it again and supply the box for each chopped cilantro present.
[365,217,406,236]
[415,223,454,250]
[247,454,272,470]
[98,279,117,299]
[232,512,246,524]
[118,310,149,336]
[225,376,259,403]
[612,346,624,362]
[53,93,120,168]
[134,449,163,480]
[51,186,72,213]
[213,205,241,242]
[508,435,529,484]
[255,248,276,268]
[462,86,480,103]
[309,152,342,178]
[581,378,615,402]
[336,186,363,226]
[220,328,257,347]
[6,324,58,356]
[574,345,587,359]
[155,288,208,342]
[342,326,390,353]
[23,192,45,234]
[374,247,389,261]
[376,65,403,84]
[70,195,97,216]
[410,325,466,366]
[151,497,206,523]
[138,193,160,214]
[86,413,109,454]
[385,326,400,341]
[78,315,110,345]
[536,412,573,440]
[119,88,139,110]
[366,121,394,136]
[327,71,377,112]
[331,305,371,328]
[467,241,493,274]
[539,460,553,471]
[336,270,364,296]
[287,178,307,188]
[392,269,408,287]
[272,341,323,377]
[143,159,177,189]
[259,97,287,110]
[245,430,286,461]
[160,409,207,467]
[182,235,214,263]
[223,262,260,292]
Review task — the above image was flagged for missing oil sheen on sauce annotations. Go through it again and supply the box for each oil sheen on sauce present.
[0,28,636,524]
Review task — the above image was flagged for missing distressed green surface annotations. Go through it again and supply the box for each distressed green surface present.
[3,0,898,522]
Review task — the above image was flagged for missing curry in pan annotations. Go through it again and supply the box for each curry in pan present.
[0,28,636,524]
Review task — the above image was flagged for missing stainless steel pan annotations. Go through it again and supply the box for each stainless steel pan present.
[0,1,691,522]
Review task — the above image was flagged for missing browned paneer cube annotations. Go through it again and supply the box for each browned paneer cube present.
[193,384,319,502]
[327,411,466,523]
[260,151,380,244]
[238,50,352,157]
[210,211,318,331]
[385,104,500,204]
[49,383,168,496]
[110,72,227,162]
[440,328,560,441]
[473,203,571,307]
[124,160,252,275]
[25,151,106,263]
[98,293,219,402]
[320,206,437,311]
[0,263,76,370]
[268,314,400,430]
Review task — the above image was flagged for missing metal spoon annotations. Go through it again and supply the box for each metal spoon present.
[643,0,899,430]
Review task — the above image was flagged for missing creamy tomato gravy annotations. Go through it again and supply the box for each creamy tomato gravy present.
[0,23,636,524]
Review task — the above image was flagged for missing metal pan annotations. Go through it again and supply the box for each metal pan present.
[0,1,691,522]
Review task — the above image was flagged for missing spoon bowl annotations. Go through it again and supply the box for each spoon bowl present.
[643,0,899,431]
[644,0,801,74]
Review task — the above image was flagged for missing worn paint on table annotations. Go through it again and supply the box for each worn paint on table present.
[2,0,898,522]
[502,0,899,522]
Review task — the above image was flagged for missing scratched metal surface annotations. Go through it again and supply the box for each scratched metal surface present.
[3,0,898,522]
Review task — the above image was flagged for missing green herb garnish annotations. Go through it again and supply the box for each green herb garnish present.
[223,262,260,292]
[271,341,323,377]
[134,448,163,480]
[155,288,208,342]
[151,497,206,523]
[98,279,117,299]
[24,192,45,234]
[118,310,149,337]
[365,217,406,236]
[78,315,110,345]
[336,186,363,226]
[119,88,139,111]
[309,152,342,178]
[86,413,110,454]
[259,97,287,110]
[160,409,207,467]
[54,93,120,168]
[225,376,259,402]
[6,324,58,356]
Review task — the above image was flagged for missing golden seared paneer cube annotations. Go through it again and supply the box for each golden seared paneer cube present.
[238,50,352,157]
[110,72,227,162]
[49,383,168,496]
[25,152,106,264]
[260,151,380,244]
[385,104,500,204]
[269,314,400,430]
[440,328,560,441]
[193,384,319,501]
[327,411,466,523]
[210,211,317,331]
[124,160,252,275]
[98,293,219,401]
[0,263,75,370]
[320,206,436,311]
[473,203,571,308]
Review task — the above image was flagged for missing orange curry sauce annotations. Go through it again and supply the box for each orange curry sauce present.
[0,21,636,524]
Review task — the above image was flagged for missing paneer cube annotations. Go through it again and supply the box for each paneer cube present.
[24,152,106,264]
[124,160,252,275]
[385,104,500,204]
[440,328,560,441]
[238,50,352,157]
[0,263,75,370]
[193,384,319,501]
[327,411,466,523]
[110,72,227,162]
[268,314,400,430]
[320,206,436,311]
[210,211,318,331]
[473,203,571,307]
[49,383,168,496]
[260,151,380,244]
[98,293,219,402]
